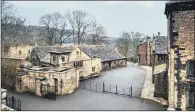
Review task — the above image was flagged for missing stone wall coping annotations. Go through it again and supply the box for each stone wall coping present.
[1,104,15,111]
[22,67,75,74]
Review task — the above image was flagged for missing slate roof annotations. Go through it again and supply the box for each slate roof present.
[154,36,168,54]
[79,45,126,62]
[32,46,74,63]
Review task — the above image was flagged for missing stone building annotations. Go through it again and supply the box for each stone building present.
[29,46,102,79]
[29,45,127,79]
[138,37,152,66]
[152,35,168,100]
[165,0,195,110]
[15,66,79,96]
[1,42,35,59]
[79,45,127,71]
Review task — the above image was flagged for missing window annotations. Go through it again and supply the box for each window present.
[4,46,10,54]
[92,67,95,72]
[53,56,56,62]
[28,50,30,54]
[61,56,65,62]
[76,51,79,56]
[19,50,22,55]
[187,60,195,78]
[73,61,83,68]
[187,91,195,110]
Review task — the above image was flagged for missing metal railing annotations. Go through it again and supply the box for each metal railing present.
[80,80,143,97]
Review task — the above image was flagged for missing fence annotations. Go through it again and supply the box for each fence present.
[5,95,21,111]
[80,80,142,97]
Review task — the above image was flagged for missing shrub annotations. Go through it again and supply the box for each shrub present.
[1,59,20,90]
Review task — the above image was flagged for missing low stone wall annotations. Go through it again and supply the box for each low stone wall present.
[154,63,167,74]
[1,89,15,111]
[140,66,168,106]
[1,104,15,111]
[15,68,79,96]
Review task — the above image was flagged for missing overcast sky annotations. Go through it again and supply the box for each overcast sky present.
[9,1,167,37]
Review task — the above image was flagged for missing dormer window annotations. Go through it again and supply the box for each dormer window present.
[186,60,195,78]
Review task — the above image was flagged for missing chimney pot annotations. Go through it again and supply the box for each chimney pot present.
[158,32,160,37]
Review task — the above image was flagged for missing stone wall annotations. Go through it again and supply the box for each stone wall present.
[154,63,167,74]
[102,59,127,71]
[1,58,25,89]
[167,7,195,110]
[4,44,34,59]
[15,68,79,96]
[138,42,152,66]
[140,66,168,106]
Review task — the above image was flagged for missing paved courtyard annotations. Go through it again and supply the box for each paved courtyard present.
[7,62,164,110]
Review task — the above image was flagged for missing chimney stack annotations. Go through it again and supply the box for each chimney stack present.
[158,32,160,37]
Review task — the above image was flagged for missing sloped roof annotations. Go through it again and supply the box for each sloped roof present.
[154,36,168,54]
[33,46,74,63]
[79,45,126,62]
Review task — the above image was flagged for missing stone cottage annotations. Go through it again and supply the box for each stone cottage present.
[29,46,102,79]
[137,36,152,66]
[15,66,79,96]
[1,42,35,59]
[79,45,127,71]
[152,35,168,100]
[165,0,195,110]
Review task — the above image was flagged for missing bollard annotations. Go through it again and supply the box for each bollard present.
[131,86,132,97]
[18,99,21,111]
[11,96,15,109]
[8,96,12,107]
[103,82,105,92]
[6,95,8,106]
[116,85,118,94]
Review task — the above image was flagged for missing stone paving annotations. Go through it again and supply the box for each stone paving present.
[6,62,164,110]
[139,65,168,106]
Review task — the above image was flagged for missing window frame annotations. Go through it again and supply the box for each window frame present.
[187,91,195,110]
[19,50,22,55]
[92,67,95,72]
[186,60,195,78]
[53,56,56,62]
[61,56,65,62]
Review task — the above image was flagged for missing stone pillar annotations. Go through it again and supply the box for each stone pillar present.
[168,48,175,109]
[76,69,80,88]
[35,80,42,96]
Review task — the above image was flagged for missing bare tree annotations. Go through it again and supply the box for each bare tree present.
[130,31,145,58]
[39,12,70,46]
[67,10,95,45]
[86,23,107,45]
[1,1,26,43]
[116,32,132,57]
